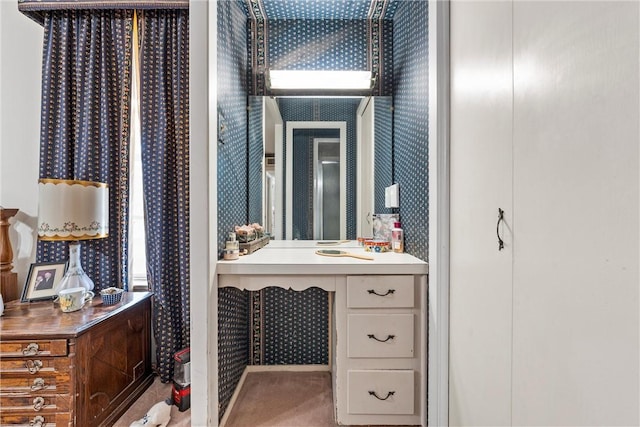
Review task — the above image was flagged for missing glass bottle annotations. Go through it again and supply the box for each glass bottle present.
[56,242,95,292]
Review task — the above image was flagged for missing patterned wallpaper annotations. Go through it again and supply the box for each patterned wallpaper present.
[217,0,250,419]
[217,287,250,418]
[262,0,373,20]
[375,96,394,214]
[263,288,329,364]
[268,19,368,71]
[392,0,429,261]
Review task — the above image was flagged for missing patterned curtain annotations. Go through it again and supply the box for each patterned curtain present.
[137,9,190,382]
[36,10,133,291]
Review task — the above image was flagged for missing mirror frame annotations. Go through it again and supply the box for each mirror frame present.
[278,121,347,240]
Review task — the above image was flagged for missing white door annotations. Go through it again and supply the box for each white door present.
[511,2,639,425]
[450,1,640,426]
[449,2,513,425]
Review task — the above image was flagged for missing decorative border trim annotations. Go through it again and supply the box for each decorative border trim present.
[18,0,188,10]
[39,178,108,188]
[18,0,187,25]
[367,0,389,95]
[246,0,268,95]
[249,290,264,364]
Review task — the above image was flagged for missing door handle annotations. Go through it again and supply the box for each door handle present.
[497,208,505,251]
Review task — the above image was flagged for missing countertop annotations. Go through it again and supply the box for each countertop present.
[217,241,428,276]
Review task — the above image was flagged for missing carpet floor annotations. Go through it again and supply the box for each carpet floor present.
[223,371,336,427]
[113,376,191,427]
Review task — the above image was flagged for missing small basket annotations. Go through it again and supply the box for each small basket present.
[100,288,124,306]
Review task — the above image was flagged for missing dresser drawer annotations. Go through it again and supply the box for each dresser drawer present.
[348,314,414,358]
[1,393,71,413]
[347,275,414,308]
[0,340,68,358]
[0,375,69,394]
[0,357,71,376]
[0,411,71,426]
[347,370,415,415]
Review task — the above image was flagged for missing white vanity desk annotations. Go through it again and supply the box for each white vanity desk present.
[218,242,428,426]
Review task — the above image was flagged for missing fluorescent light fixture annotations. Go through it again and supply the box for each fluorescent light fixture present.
[268,70,373,90]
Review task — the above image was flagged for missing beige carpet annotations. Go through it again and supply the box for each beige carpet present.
[113,376,191,427]
[224,371,335,427]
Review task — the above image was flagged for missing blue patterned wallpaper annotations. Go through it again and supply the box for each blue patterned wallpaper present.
[268,19,368,71]
[375,96,394,214]
[263,288,329,364]
[262,0,373,20]
[392,0,428,261]
[218,0,250,248]
[217,287,250,418]
[217,0,250,419]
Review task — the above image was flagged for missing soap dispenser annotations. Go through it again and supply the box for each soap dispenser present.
[391,221,404,253]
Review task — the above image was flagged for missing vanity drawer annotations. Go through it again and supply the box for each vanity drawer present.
[347,275,414,308]
[347,370,415,415]
[348,314,414,358]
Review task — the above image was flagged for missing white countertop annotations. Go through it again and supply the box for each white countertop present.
[217,243,428,276]
[262,239,362,249]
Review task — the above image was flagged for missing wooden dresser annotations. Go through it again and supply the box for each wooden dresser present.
[0,292,154,426]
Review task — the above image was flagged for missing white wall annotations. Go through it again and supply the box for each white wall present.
[0,3,43,295]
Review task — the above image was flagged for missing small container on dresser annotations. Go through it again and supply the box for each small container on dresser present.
[0,292,154,426]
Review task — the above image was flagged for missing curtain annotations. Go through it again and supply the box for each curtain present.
[36,10,133,291]
[138,9,190,382]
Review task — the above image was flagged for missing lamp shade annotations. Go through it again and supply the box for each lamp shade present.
[38,179,109,241]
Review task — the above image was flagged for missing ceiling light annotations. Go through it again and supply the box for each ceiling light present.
[268,70,373,90]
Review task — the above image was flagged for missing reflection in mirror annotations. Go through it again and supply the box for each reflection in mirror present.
[288,122,346,240]
[248,96,393,240]
[314,138,340,239]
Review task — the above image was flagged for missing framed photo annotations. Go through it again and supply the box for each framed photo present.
[21,262,67,302]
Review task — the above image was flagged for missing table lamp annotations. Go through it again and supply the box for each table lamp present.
[37,179,109,292]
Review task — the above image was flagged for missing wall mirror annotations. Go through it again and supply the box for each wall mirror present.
[248,95,393,240]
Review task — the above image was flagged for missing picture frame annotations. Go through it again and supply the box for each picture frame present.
[21,262,67,302]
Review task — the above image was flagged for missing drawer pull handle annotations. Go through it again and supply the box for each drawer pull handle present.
[22,343,40,356]
[30,415,45,427]
[368,390,395,401]
[367,289,395,297]
[31,378,48,391]
[33,396,45,411]
[367,334,395,343]
[25,359,43,374]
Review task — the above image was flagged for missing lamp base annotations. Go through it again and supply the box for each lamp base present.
[57,242,95,293]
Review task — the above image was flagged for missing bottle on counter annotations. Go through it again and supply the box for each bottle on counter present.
[391,221,404,253]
